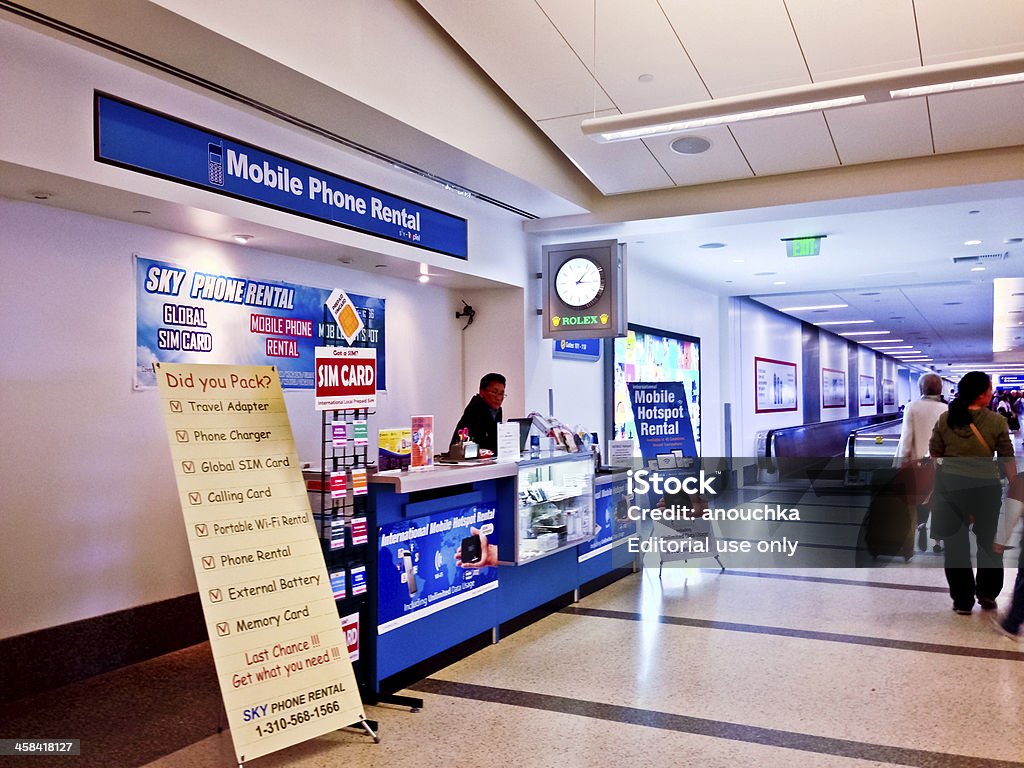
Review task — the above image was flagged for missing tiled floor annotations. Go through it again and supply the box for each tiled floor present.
[3,562,1021,768]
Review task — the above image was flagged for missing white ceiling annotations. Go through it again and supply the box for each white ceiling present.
[3,0,1023,378]
[418,0,1024,375]
[416,0,1024,195]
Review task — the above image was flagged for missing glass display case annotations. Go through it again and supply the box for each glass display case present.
[514,453,595,563]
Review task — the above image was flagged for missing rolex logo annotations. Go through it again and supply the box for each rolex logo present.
[552,316,561,326]
[600,313,609,324]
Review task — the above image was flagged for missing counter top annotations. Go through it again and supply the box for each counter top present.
[370,461,518,493]
[595,468,630,486]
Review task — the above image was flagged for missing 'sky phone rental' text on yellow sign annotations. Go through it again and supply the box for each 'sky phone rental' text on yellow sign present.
[156,362,364,764]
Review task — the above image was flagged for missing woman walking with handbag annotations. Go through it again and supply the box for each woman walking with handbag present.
[929,371,1016,614]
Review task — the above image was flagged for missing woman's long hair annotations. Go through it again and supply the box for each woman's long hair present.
[948,371,991,428]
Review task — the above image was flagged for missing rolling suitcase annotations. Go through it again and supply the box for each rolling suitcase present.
[863,467,916,561]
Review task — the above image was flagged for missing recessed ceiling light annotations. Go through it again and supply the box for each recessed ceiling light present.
[132,209,151,215]
[375,264,388,269]
[870,344,912,349]
[638,73,654,83]
[840,330,891,336]
[671,136,712,155]
[964,239,982,245]
[337,256,353,264]
[418,274,430,283]
[943,301,962,305]
[29,190,55,200]
[773,281,787,285]
[232,234,253,245]
[779,304,848,311]
[816,320,874,325]
[732,258,745,263]
[700,242,727,249]
[754,271,776,276]
[968,209,980,214]
[970,266,986,272]
[1005,237,1023,244]
[860,291,880,296]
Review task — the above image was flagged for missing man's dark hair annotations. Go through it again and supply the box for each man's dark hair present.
[479,372,505,391]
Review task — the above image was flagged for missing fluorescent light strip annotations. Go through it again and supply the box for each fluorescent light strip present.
[779,304,848,311]
[816,320,874,326]
[840,330,891,336]
[583,53,1024,143]
[869,342,908,347]
[598,95,866,141]
[890,71,1024,99]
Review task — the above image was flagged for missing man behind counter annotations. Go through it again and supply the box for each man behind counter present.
[451,373,505,454]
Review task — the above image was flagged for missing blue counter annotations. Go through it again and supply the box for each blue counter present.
[368,461,632,692]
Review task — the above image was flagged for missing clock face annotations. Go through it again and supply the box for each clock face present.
[554,257,605,309]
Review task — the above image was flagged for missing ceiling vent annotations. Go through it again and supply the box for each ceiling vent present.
[952,252,1009,264]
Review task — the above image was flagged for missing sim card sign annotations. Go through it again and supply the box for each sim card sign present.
[326,288,365,345]
[315,347,377,410]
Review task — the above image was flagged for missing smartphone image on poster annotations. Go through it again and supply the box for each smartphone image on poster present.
[401,550,417,595]
[460,534,482,565]
[208,142,224,186]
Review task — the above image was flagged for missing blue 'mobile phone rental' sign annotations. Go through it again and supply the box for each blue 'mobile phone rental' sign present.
[94,93,468,259]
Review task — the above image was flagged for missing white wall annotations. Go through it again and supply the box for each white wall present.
[734,300,804,456]
[819,330,851,421]
[0,18,530,290]
[0,200,470,639]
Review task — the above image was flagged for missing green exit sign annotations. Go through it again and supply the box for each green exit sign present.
[783,236,824,257]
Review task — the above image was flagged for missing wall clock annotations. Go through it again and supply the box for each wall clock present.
[554,256,605,309]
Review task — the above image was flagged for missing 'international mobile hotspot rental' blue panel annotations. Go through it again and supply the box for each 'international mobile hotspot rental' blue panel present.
[95,93,468,259]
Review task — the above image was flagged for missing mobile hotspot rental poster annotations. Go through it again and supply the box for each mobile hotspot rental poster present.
[627,381,698,459]
[376,505,499,634]
[612,327,700,456]
[135,255,386,390]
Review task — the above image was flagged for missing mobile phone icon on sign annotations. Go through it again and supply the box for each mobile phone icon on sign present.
[208,142,224,186]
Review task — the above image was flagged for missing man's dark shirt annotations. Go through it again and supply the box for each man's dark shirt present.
[452,394,502,453]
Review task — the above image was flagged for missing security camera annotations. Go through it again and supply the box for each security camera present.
[455,300,475,329]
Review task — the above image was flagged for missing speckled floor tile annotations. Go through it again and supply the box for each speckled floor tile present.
[141,690,964,768]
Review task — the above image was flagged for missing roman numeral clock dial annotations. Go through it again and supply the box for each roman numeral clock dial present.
[554,257,605,309]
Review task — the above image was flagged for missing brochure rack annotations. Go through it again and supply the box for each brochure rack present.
[314,309,421,722]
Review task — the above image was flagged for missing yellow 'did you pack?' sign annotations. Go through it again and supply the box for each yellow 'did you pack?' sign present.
[155,362,364,764]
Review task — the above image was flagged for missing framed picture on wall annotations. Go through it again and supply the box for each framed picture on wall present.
[754,357,798,413]
[882,378,895,406]
[822,368,847,409]
[859,374,877,407]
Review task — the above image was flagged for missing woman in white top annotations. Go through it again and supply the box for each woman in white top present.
[894,373,948,552]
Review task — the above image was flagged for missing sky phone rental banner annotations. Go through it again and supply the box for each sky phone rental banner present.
[136,255,385,390]
[96,93,468,259]
[154,362,364,764]
[627,381,698,459]
[377,505,499,634]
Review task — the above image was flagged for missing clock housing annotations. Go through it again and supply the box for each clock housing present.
[542,240,627,340]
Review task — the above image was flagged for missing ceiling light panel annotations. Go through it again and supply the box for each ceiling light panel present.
[536,0,709,113]
[658,0,810,99]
